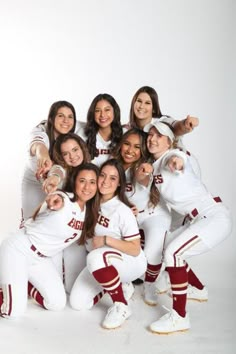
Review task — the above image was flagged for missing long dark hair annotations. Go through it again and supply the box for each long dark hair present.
[112,128,150,185]
[45,101,76,158]
[129,86,163,128]
[112,129,159,207]
[69,163,100,244]
[84,94,123,159]
[99,158,132,208]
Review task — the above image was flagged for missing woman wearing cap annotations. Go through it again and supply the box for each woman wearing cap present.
[138,121,232,334]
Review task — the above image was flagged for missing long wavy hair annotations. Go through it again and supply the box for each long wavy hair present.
[99,158,133,208]
[113,128,159,207]
[44,101,76,158]
[69,163,100,244]
[112,128,150,184]
[84,94,123,159]
[129,86,163,128]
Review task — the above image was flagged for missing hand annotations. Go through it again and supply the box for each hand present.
[42,175,60,194]
[35,160,53,181]
[136,163,153,180]
[184,115,199,132]
[92,236,105,249]
[167,156,184,173]
[46,194,64,211]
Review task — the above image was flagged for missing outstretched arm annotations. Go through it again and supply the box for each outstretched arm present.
[31,142,53,179]
[172,115,199,136]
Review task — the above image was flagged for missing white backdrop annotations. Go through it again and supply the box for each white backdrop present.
[0,0,235,287]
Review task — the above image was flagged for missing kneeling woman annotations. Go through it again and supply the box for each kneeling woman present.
[0,163,99,318]
[70,159,147,329]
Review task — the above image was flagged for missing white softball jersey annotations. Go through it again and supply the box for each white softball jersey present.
[76,123,127,167]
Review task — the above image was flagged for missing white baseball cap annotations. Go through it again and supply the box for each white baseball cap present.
[143,121,175,142]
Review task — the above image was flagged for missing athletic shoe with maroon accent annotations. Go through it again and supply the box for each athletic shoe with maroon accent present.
[150,309,190,334]
[102,302,131,329]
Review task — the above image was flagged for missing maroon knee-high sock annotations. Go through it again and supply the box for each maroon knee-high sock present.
[28,282,46,309]
[166,266,188,317]
[145,263,162,282]
[185,263,204,290]
[92,265,127,305]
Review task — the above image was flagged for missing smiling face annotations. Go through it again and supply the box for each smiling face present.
[98,165,120,202]
[54,106,75,137]
[61,139,84,167]
[94,99,114,129]
[147,126,171,159]
[120,133,141,168]
[75,169,98,209]
[133,92,153,128]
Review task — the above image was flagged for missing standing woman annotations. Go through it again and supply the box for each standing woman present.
[70,159,147,329]
[113,129,171,305]
[0,163,99,318]
[140,121,232,334]
[78,93,124,167]
[21,101,77,225]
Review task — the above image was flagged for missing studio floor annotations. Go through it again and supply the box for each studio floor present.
[1,284,234,354]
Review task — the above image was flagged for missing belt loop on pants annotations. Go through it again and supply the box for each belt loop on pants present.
[30,245,46,258]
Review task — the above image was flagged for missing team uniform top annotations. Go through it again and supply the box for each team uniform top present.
[125,168,169,217]
[24,191,85,257]
[85,196,140,252]
[152,149,218,217]
[77,122,127,167]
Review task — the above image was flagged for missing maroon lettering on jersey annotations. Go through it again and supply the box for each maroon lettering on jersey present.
[64,232,78,243]
[97,214,110,228]
[153,174,164,184]
[98,149,110,155]
[125,183,133,192]
[67,218,84,230]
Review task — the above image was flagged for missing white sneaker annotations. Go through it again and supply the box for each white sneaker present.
[102,302,132,329]
[143,282,159,306]
[187,285,208,302]
[150,309,190,334]
[155,271,171,294]
[122,282,135,301]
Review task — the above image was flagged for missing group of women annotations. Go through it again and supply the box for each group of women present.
[0,86,232,334]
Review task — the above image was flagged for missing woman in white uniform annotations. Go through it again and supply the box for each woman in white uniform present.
[21,100,77,226]
[0,163,99,318]
[140,121,232,334]
[112,128,171,305]
[70,159,147,329]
